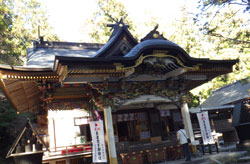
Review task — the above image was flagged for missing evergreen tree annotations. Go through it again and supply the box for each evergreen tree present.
[88,0,136,43]
[0,0,58,65]
[0,0,21,65]
[192,6,250,102]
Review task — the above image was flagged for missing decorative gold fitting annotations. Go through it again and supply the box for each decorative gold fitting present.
[114,63,124,71]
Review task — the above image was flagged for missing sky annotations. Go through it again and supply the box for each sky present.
[41,0,199,42]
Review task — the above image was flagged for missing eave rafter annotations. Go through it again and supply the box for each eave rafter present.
[0,68,59,81]
[67,72,125,78]
[67,65,126,75]
[0,79,41,112]
[0,74,58,81]
[64,64,127,81]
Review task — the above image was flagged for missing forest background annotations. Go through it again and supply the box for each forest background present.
[0,0,249,162]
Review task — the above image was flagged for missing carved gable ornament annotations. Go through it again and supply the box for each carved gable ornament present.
[141,25,167,41]
[133,56,179,76]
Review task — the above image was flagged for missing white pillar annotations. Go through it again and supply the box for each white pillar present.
[103,106,118,164]
[181,102,195,142]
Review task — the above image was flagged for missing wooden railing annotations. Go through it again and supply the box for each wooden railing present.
[45,143,92,157]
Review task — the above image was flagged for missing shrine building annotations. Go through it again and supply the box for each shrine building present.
[0,22,238,164]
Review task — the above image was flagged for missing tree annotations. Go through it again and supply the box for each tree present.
[199,0,250,12]
[0,1,57,160]
[0,0,22,65]
[167,8,207,58]
[88,0,136,43]
[0,95,34,162]
[196,0,250,47]
[0,0,58,65]
[157,7,249,104]
[191,5,250,103]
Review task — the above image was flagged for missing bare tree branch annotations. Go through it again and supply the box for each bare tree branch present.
[208,32,250,44]
[98,4,119,23]
[208,4,226,25]
[229,2,249,5]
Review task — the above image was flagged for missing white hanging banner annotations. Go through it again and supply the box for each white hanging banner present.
[89,120,107,163]
[197,111,214,145]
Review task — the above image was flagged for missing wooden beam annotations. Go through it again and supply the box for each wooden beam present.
[51,95,88,100]
[0,79,19,111]
[58,65,68,82]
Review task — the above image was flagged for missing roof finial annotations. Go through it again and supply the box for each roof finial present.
[107,18,129,39]
[153,24,159,31]
[107,18,128,29]
[38,25,44,43]
[141,24,167,41]
[38,26,40,39]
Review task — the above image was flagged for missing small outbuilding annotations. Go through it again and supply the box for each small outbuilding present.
[191,78,250,145]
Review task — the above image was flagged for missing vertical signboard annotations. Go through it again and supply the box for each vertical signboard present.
[197,111,214,145]
[89,120,107,163]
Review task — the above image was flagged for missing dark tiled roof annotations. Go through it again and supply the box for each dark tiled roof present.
[23,24,237,70]
[34,41,103,50]
[124,39,184,57]
[94,25,138,57]
[26,47,98,68]
[201,78,250,107]
[26,41,103,68]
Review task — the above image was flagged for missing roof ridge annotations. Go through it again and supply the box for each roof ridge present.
[34,41,104,50]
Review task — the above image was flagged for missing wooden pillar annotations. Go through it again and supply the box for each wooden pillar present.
[104,106,118,164]
[181,102,195,142]
[49,161,56,164]
[65,159,70,164]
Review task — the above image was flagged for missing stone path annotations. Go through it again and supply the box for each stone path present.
[157,151,247,164]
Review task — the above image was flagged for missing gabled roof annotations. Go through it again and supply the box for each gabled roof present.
[26,22,138,68]
[0,22,238,84]
[27,48,97,68]
[54,37,237,75]
[201,78,250,108]
[23,21,237,71]
[94,21,138,57]
[27,41,102,68]
[6,119,49,158]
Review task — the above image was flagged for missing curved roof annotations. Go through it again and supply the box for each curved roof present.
[54,38,237,69]
[0,22,238,77]
[124,39,182,57]
[23,22,237,70]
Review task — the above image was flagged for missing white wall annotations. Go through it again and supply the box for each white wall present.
[48,109,89,150]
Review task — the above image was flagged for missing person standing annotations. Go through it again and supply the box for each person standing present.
[177,124,191,161]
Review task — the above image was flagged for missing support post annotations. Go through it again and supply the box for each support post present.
[65,159,70,164]
[104,106,118,164]
[181,102,195,142]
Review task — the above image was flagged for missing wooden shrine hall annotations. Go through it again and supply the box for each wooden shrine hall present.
[0,21,237,164]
